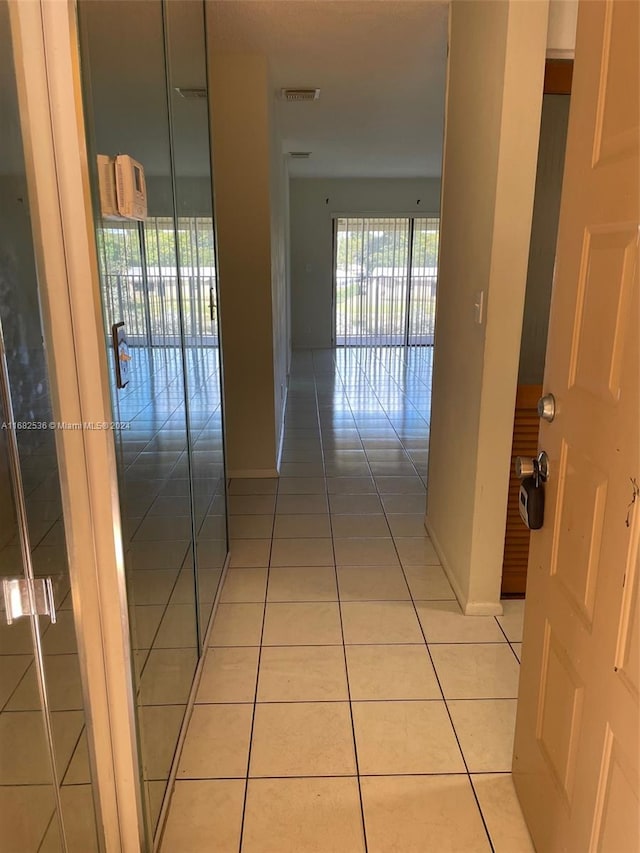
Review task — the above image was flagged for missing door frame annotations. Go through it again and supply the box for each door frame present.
[9,0,144,848]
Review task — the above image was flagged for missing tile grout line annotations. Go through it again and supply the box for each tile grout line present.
[160,348,522,848]
[235,474,278,853]
[494,613,524,663]
[343,347,431,453]
[134,566,186,690]
[377,491,498,853]
[314,348,370,853]
[185,696,514,705]
[332,347,497,852]
[175,770,482,782]
[329,352,427,508]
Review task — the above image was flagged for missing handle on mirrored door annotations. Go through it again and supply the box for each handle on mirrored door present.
[2,577,57,625]
[111,321,130,389]
[209,286,215,323]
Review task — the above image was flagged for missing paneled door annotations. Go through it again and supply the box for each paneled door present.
[513,2,639,850]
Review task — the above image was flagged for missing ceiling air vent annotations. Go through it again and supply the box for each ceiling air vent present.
[175,87,207,100]
[289,152,312,159]
[281,88,320,102]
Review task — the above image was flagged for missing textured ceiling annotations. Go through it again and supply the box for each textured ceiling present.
[209,0,448,177]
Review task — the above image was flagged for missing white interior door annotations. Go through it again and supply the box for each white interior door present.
[513,2,639,851]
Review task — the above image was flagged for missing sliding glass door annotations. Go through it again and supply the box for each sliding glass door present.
[334,216,439,346]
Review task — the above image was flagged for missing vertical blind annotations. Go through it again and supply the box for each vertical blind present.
[334,216,439,346]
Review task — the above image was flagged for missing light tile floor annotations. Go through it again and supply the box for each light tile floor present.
[161,348,534,852]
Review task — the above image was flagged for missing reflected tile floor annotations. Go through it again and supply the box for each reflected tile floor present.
[161,348,533,852]
[0,346,226,849]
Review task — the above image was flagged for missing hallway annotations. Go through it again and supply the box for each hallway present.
[160,347,533,852]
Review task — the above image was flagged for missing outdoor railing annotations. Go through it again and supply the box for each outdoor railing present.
[100,272,218,347]
[335,274,437,346]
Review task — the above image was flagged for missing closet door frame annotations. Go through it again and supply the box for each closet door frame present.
[10,0,145,848]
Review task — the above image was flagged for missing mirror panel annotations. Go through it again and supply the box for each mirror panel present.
[78,0,227,838]
[164,0,228,639]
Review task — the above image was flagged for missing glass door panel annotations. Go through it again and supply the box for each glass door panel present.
[0,4,99,848]
[407,217,439,345]
[0,366,61,852]
[335,217,410,345]
[335,216,440,347]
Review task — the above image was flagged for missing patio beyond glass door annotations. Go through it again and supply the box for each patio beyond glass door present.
[334,216,439,346]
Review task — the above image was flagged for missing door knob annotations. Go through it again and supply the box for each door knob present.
[515,456,536,479]
[515,451,550,483]
[537,393,556,422]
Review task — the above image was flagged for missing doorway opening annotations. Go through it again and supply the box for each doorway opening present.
[333,215,440,346]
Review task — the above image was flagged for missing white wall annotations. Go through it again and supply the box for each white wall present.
[208,51,279,477]
[547,0,578,55]
[269,95,291,460]
[426,0,548,614]
[290,178,441,349]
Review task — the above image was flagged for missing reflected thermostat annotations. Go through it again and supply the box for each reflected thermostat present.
[97,154,147,221]
[112,322,131,389]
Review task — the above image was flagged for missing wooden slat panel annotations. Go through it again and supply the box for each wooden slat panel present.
[501,384,543,597]
[544,59,573,95]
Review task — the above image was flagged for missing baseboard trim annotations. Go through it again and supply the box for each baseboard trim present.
[424,516,503,616]
[227,468,279,479]
[424,516,466,610]
[464,600,504,616]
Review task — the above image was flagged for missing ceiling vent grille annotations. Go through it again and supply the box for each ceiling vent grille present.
[175,87,207,100]
[288,152,312,159]
[281,88,320,102]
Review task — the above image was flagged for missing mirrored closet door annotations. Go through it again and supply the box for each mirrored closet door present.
[78,0,228,841]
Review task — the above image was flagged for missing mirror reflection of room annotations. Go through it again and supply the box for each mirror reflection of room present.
[78,0,227,839]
